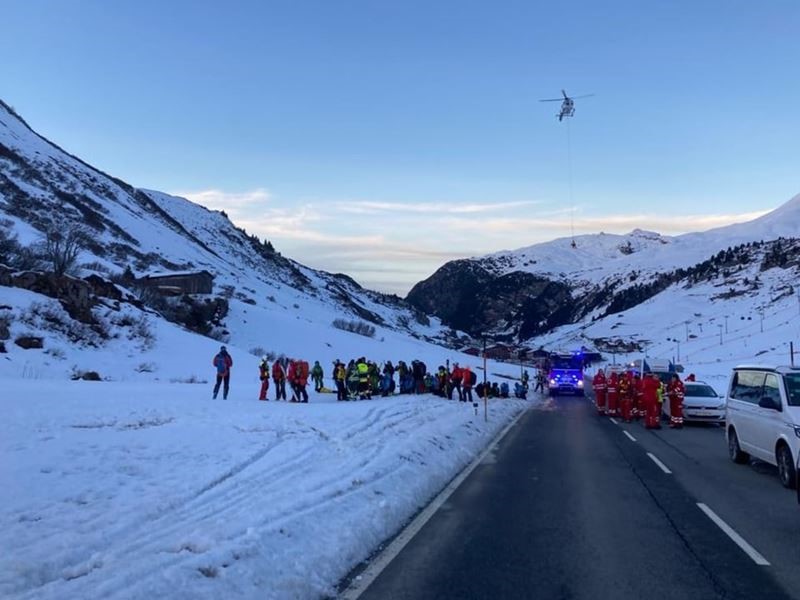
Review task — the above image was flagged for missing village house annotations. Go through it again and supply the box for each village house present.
[137,270,214,295]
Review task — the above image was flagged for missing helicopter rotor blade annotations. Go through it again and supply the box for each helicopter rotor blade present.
[562,89,568,99]
[571,94,595,99]
[539,98,562,102]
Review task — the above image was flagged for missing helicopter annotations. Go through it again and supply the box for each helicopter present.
[539,89,594,121]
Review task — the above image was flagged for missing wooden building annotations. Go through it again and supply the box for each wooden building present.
[138,270,214,295]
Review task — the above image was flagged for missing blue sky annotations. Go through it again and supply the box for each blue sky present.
[2,0,799,294]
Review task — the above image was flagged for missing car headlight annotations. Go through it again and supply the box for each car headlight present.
[550,379,556,385]
[578,380,584,387]
[794,426,800,439]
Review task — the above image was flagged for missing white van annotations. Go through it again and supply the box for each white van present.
[725,365,800,488]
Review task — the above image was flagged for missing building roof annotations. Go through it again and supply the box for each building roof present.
[140,270,213,279]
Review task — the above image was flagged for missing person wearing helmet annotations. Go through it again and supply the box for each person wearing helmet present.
[258,356,270,401]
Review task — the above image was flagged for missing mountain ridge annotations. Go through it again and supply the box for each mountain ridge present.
[407,194,800,342]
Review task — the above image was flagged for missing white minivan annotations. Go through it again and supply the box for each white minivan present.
[725,365,800,488]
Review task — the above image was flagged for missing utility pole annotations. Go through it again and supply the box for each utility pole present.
[725,315,729,334]
[759,309,764,333]
[482,337,488,422]
[684,321,690,342]
[676,339,681,362]
[718,325,723,346]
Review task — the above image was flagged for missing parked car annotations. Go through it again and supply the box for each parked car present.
[663,381,724,423]
[725,365,800,489]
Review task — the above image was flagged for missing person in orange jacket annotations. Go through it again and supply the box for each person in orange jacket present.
[667,374,686,428]
[462,365,474,403]
[592,369,607,415]
[449,363,464,402]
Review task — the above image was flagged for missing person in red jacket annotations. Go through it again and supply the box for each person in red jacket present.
[633,373,644,420]
[272,359,287,401]
[212,346,233,400]
[592,369,607,415]
[258,356,270,401]
[667,374,685,428]
[606,372,619,416]
[618,372,633,422]
[642,373,662,429]
[290,359,309,403]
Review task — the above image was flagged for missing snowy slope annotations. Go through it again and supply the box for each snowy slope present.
[536,239,800,393]
[0,99,470,382]
[409,192,800,341]
[480,193,800,288]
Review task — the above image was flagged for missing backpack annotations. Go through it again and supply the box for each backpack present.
[298,361,309,379]
[469,371,477,386]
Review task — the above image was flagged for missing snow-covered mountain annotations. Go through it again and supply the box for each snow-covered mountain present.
[407,194,800,345]
[0,100,469,381]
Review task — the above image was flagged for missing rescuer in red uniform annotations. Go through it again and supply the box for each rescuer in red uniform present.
[667,374,685,428]
[592,369,607,415]
[606,372,619,416]
[633,373,644,420]
[642,372,662,429]
[618,372,633,422]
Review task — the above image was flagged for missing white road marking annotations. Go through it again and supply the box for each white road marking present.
[339,406,528,599]
[647,452,672,474]
[697,503,770,566]
[623,430,637,442]
[609,417,619,425]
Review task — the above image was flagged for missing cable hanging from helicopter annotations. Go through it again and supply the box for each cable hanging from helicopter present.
[539,90,594,248]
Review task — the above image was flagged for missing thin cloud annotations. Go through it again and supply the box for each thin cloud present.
[174,188,272,211]
[440,210,770,235]
[335,199,541,215]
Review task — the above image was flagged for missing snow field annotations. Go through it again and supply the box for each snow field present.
[0,379,529,599]
[538,266,800,391]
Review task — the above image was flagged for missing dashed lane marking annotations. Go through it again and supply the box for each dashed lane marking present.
[646,452,672,474]
[609,417,619,425]
[697,502,770,566]
[623,430,637,442]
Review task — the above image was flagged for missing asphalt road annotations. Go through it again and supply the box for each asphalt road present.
[349,394,800,600]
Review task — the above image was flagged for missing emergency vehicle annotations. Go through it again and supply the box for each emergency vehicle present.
[548,353,585,396]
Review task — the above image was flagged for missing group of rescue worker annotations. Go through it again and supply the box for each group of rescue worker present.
[591,369,687,429]
[257,355,313,403]
[253,354,523,403]
[331,359,510,402]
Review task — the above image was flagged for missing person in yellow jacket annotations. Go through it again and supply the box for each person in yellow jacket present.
[334,361,347,401]
[356,358,370,399]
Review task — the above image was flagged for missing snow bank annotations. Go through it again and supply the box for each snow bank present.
[0,380,529,599]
